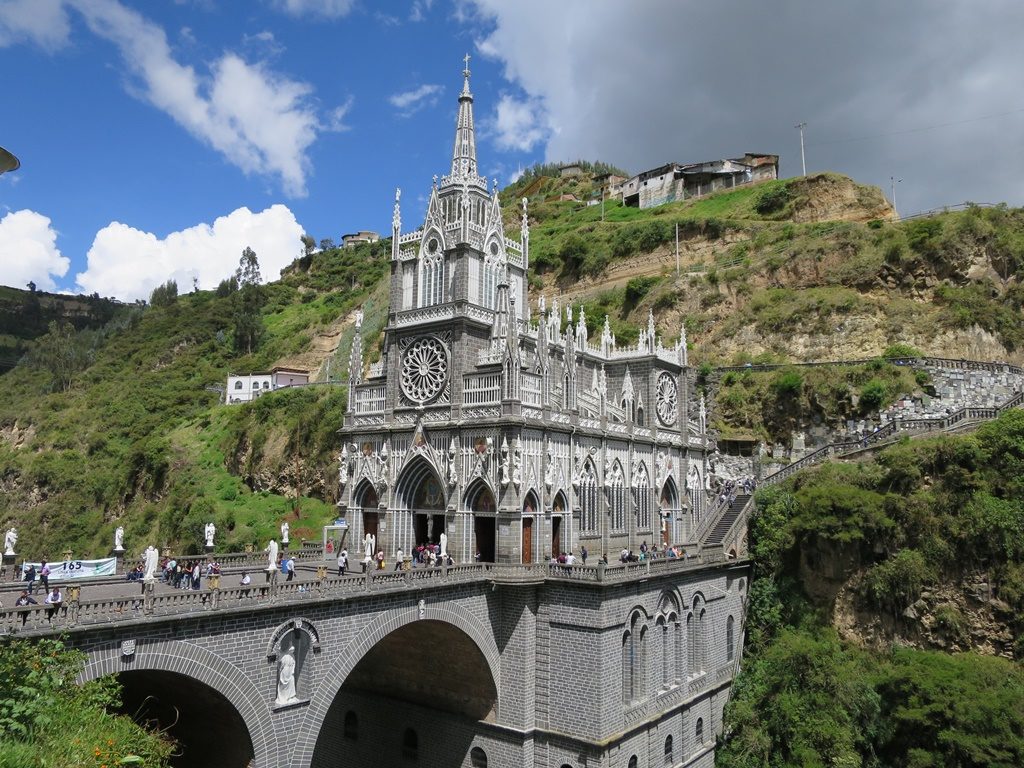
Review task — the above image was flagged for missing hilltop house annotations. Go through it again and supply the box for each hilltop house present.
[622,153,778,209]
[341,231,381,248]
[226,366,310,404]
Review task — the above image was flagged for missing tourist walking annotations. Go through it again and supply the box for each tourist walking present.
[337,549,348,577]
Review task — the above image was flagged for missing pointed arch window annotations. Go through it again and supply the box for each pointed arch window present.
[633,462,652,532]
[481,243,503,309]
[579,460,598,534]
[419,237,445,307]
[727,615,736,662]
[623,612,646,704]
[608,460,626,532]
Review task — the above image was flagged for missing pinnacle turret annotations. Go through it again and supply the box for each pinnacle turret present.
[451,54,478,178]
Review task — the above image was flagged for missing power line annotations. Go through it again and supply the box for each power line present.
[806,106,1024,148]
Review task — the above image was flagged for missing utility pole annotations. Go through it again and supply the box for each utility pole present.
[601,187,605,222]
[890,176,902,220]
[795,122,807,176]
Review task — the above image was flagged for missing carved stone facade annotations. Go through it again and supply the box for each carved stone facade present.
[339,63,715,567]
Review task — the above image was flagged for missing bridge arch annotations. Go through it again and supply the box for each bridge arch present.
[80,638,279,768]
[292,600,500,768]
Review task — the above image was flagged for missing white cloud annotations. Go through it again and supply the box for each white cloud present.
[74,205,305,301]
[409,0,433,22]
[493,94,547,151]
[389,84,443,116]
[70,0,329,196]
[270,0,355,18]
[0,210,70,291]
[0,0,70,50]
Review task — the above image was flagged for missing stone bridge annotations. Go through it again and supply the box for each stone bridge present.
[3,556,749,768]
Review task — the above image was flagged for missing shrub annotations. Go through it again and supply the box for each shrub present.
[883,343,922,359]
[772,370,803,397]
[754,184,793,215]
[862,549,935,614]
[859,379,888,411]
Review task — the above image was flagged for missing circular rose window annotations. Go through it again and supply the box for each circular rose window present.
[656,372,678,426]
[400,336,449,404]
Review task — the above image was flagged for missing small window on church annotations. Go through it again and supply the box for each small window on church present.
[696,717,704,744]
[490,242,499,256]
[427,238,439,254]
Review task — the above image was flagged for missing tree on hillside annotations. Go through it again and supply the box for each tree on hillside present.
[149,279,178,307]
[30,320,97,391]
[300,234,316,257]
[232,247,265,355]
[319,237,335,251]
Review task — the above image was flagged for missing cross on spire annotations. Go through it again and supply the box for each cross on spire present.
[463,52,471,76]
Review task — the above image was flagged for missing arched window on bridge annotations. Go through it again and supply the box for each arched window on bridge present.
[402,728,418,760]
[470,746,488,768]
[628,756,638,768]
[695,717,704,746]
[343,711,358,740]
[664,734,674,765]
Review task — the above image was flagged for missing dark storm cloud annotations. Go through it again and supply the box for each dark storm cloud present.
[471,0,1024,214]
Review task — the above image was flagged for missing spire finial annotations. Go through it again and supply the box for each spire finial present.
[451,55,477,177]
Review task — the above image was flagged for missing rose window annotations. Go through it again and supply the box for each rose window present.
[400,336,449,404]
[656,372,678,426]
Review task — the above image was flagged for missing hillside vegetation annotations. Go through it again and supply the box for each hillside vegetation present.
[719,410,1024,767]
[502,171,1024,364]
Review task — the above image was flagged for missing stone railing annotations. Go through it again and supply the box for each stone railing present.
[1,553,742,637]
[717,355,1023,377]
[763,390,1024,486]
[520,372,542,407]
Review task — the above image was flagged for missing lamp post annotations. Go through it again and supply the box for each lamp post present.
[794,123,807,176]
[0,146,19,175]
[890,176,902,220]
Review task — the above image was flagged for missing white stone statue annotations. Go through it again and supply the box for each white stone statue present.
[265,539,279,571]
[114,526,124,551]
[3,526,17,555]
[363,532,376,561]
[280,521,290,545]
[204,522,215,548]
[439,531,448,558]
[143,545,159,581]
[275,642,299,706]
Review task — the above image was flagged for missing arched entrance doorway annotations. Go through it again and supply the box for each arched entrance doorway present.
[353,479,379,555]
[115,670,255,768]
[661,476,679,547]
[522,490,540,563]
[394,457,446,552]
[310,620,498,768]
[465,480,496,563]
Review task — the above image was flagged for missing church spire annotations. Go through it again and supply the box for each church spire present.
[451,54,478,178]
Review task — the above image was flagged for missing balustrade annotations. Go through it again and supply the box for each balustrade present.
[354,384,386,414]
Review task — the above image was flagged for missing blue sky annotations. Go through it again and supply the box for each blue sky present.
[2,1,1022,300]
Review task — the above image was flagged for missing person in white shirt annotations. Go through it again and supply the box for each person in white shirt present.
[44,587,63,621]
[337,549,348,576]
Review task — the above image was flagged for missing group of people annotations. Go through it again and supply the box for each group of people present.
[11,585,65,627]
[715,476,755,507]
[21,560,51,594]
[159,557,221,590]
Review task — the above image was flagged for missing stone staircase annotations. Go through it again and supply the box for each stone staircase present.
[702,492,750,548]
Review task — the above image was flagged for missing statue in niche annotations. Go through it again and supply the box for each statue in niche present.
[500,437,511,487]
[511,440,522,489]
[275,640,299,706]
[338,445,349,489]
[544,440,555,491]
[439,531,448,558]
[448,438,459,488]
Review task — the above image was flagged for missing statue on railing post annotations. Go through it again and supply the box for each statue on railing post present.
[204,522,215,551]
[281,521,290,551]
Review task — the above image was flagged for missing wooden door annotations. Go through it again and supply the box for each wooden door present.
[522,517,533,564]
